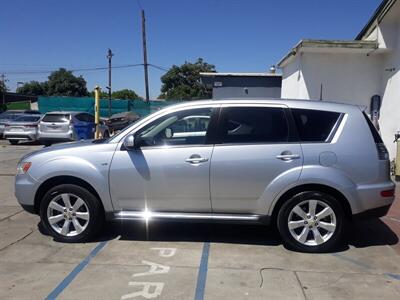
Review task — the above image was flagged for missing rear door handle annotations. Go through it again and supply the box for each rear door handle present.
[185,157,209,164]
[276,154,300,160]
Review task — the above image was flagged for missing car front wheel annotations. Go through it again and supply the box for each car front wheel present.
[40,184,104,242]
[277,191,344,253]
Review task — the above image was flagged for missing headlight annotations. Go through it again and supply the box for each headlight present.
[17,162,32,175]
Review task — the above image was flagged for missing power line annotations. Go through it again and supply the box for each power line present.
[1,63,144,75]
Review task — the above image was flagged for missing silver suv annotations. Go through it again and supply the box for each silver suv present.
[15,100,395,252]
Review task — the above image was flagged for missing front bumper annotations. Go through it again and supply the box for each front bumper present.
[15,173,40,214]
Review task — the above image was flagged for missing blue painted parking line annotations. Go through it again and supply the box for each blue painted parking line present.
[45,241,108,300]
[332,252,400,280]
[194,242,210,300]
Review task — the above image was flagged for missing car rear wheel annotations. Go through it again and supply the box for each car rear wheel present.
[9,140,18,145]
[40,184,104,242]
[277,191,344,253]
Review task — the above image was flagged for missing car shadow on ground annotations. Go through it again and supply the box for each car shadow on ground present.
[37,218,398,252]
[81,217,398,252]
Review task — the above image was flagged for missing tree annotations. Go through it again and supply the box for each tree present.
[89,90,108,98]
[16,81,46,96]
[159,58,216,100]
[0,79,7,93]
[112,89,141,100]
[46,68,88,97]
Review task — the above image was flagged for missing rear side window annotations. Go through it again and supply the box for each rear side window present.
[292,109,341,142]
[42,114,70,123]
[219,107,289,144]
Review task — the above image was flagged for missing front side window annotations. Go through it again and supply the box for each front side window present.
[135,107,214,147]
[219,106,289,144]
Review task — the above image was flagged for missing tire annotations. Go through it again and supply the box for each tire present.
[9,140,18,145]
[277,191,344,253]
[40,184,104,243]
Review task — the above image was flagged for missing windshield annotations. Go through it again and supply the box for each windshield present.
[0,113,21,120]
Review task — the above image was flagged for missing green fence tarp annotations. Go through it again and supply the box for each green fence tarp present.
[38,96,184,118]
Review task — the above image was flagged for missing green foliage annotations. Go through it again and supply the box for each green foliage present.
[46,68,88,97]
[89,90,108,98]
[16,81,46,96]
[0,79,7,93]
[159,58,216,100]
[112,89,141,100]
[7,101,30,110]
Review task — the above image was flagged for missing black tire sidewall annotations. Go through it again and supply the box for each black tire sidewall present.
[277,191,344,253]
[39,184,103,243]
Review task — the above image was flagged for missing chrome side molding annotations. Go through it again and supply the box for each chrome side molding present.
[114,211,262,222]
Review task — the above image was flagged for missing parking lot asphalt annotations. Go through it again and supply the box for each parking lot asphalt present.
[1,139,400,299]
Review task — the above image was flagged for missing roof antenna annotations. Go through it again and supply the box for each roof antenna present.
[319,84,323,101]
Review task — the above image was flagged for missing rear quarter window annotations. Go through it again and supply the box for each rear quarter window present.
[292,108,341,142]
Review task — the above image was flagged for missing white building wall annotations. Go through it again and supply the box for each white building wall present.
[377,22,400,158]
[282,51,383,108]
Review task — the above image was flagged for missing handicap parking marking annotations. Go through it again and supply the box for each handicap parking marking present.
[45,241,108,300]
[194,242,210,300]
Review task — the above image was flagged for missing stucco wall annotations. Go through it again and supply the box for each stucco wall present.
[282,51,383,107]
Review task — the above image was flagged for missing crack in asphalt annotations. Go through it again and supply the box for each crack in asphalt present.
[258,267,285,288]
[0,230,35,252]
[294,271,308,300]
[0,209,23,223]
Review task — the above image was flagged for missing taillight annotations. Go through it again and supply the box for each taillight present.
[381,189,395,197]
[376,143,389,160]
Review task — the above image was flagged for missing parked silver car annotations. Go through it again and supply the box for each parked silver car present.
[15,99,395,252]
[4,114,43,144]
[0,110,40,137]
[38,111,110,146]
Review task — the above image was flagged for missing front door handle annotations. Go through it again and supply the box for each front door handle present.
[276,153,300,161]
[185,155,209,164]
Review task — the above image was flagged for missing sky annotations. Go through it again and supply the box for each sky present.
[0,0,382,98]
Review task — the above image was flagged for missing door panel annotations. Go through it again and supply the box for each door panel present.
[210,105,303,214]
[109,146,213,212]
[109,106,218,213]
[210,144,302,213]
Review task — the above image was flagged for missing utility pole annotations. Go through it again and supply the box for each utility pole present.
[141,9,150,102]
[1,74,8,105]
[106,48,114,117]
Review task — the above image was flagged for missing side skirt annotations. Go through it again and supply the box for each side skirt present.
[110,211,270,225]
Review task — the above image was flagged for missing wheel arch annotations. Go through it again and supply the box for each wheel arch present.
[34,175,105,214]
[270,184,352,225]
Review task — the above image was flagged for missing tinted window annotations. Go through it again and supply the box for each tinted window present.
[292,109,341,142]
[86,114,95,123]
[74,114,86,122]
[219,107,289,144]
[14,115,41,122]
[136,108,213,146]
[42,114,70,123]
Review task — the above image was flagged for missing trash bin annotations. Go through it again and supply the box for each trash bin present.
[73,121,95,140]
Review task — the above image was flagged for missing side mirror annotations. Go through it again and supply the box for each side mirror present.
[123,134,136,150]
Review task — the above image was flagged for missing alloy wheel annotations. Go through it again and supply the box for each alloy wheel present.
[287,199,337,246]
[46,193,90,237]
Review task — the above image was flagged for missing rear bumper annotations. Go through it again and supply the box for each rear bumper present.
[4,131,37,140]
[351,180,395,214]
[353,204,392,220]
[38,129,74,141]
